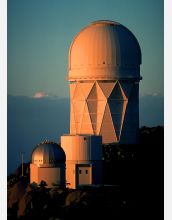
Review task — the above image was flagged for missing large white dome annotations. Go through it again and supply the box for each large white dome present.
[68,20,141,81]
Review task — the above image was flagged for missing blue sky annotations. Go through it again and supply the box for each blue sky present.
[7,0,164,174]
[8,0,163,98]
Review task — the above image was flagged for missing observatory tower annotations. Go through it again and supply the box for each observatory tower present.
[68,20,142,145]
[61,20,142,188]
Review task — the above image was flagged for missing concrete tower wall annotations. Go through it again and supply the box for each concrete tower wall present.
[30,164,65,187]
[61,135,102,160]
[61,135,102,188]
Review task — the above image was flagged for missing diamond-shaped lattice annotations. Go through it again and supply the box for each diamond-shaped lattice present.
[108,81,128,140]
[100,103,117,143]
[96,100,107,134]
[86,82,107,134]
[96,82,106,100]
[80,82,94,99]
[98,82,116,98]
[87,100,97,133]
[87,83,97,100]
[80,103,93,134]
[109,81,123,100]
[70,81,132,143]
[72,101,85,133]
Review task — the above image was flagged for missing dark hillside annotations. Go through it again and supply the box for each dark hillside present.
[7,126,164,220]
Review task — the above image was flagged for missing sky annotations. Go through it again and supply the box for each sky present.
[7,0,164,174]
[8,0,164,98]
[7,94,163,175]
[3,1,172,218]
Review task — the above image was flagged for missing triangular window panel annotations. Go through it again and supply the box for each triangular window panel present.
[97,100,107,114]
[111,113,122,140]
[87,83,97,100]
[100,104,117,143]
[73,82,85,100]
[109,81,123,100]
[110,99,127,141]
[108,100,124,114]
[89,113,97,133]
[80,82,94,99]
[96,100,107,134]
[98,82,116,98]
[118,82,127,100]
[72,100,85,123]
[91,123,97,134]
[87,100,97,113]
[89,114,97,124]
[87,100,97,133]
[96,82,106,100]
[80,103,94,134]
[119,82,133,99]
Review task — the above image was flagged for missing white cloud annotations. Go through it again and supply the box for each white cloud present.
[33,92,48,99]
[140,92,163,98]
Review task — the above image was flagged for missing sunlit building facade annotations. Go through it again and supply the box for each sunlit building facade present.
[61,20,142,188]
[68,20,142,144]
[61,135,102,189]
[30,20,141,189]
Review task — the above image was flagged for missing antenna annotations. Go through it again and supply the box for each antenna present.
[20,151,24,177]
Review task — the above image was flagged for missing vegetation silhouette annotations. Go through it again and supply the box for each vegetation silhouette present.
[7,126,164,220]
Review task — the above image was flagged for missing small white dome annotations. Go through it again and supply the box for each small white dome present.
[68,20,141,81]
[31,140,65,167]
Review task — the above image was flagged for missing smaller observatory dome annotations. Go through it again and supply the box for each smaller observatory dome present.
[31,140,65,167]
[68,20,141,81]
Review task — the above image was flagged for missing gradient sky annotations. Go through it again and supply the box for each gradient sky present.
[8,0,163,98]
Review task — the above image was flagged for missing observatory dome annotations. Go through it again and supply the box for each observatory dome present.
[31,140,65,167]
[68,20,141,81]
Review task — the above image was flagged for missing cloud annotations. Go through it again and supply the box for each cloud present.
[140,92,163,98]
[152,92,161,97]
[33,92,48,99]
